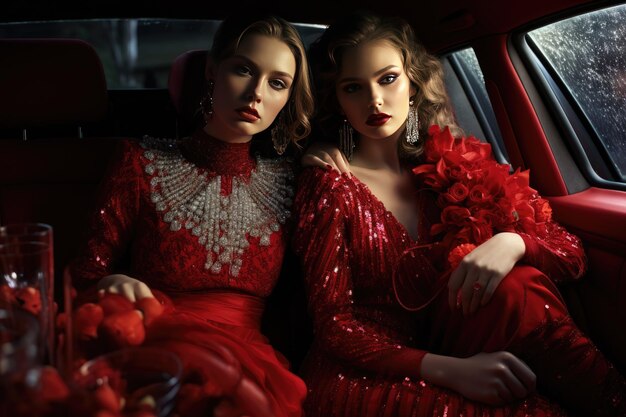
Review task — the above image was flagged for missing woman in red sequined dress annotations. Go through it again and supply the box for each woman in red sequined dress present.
[69,14,317,417]
[293,12,626,417]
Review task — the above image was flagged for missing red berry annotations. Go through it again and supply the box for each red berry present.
[98,293,134,315]
[98,310,145,348]
[15,286,42,315]
[134,297,164,326]
[74,303,105,341]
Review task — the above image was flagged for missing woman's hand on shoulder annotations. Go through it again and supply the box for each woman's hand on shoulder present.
[448,232,525,314]
[421,351,536,406]
[97,274,154,302]
[301,141,352,176]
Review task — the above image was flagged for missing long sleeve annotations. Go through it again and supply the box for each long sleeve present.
[292,168,426,378]
[515,195,586,283]
[69,140,142,289]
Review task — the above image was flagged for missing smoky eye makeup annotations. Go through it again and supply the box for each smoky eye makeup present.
[234,65,252,76]
[269,78,289,90]
[379,73,399,84]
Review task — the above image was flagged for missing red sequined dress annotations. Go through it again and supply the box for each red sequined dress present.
[292,166,626,417]
[69,130,306,417]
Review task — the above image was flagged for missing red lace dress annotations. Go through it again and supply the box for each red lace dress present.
[69,130,305,417]
[292,167,625,417]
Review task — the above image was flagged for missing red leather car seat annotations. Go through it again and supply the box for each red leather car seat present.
[168,49,209,137]
[0,39,122,296]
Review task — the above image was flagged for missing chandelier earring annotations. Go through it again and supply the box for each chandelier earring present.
[199,80,215,124]
[271,111,290,155]
[339,118,355,161]
[406,98,420,145]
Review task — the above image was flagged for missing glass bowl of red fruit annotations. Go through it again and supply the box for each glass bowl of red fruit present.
[74,346,182,417]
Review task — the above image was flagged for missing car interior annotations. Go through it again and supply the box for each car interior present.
[1,0,625,384]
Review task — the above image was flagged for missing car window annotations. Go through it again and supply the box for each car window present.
[527,4,626,184]
[0,19,326,90]
[445,48,508,163]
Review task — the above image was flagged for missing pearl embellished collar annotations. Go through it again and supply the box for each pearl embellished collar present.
[141,135,294,277]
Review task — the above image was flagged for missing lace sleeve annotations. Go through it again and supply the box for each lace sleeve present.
[68,140,142,290]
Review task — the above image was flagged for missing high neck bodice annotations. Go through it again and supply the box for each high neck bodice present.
[179,129,255,176]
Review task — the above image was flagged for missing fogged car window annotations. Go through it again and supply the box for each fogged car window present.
[448,48,508,162]
[528,5,626,180]
[0,19,325,90]
[455,48,485,86]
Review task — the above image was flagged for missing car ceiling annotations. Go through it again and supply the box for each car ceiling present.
[2,0,609,53]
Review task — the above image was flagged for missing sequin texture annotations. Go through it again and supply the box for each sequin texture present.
[292,167,625,417]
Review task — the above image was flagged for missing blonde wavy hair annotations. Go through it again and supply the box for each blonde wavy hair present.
[210,14,314,147]
[309,11,462,161]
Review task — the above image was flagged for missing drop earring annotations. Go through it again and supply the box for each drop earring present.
[406,98,420,145]
[199,80,215,124]
[339,118,355,160]
[271,111,290,155]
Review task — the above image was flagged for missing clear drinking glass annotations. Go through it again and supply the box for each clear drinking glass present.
[0,240,52,366]
[0,308,41,416]
[0,223,55,365]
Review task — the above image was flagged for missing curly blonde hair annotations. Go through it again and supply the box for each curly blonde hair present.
[210,14,314,147]
[309,11,462,161]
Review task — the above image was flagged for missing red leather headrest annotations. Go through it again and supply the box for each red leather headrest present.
[168,49,208,122]
[0,39,108,129]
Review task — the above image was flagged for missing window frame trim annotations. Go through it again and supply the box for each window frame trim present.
[511,8,626,191]
[446,51,509,165]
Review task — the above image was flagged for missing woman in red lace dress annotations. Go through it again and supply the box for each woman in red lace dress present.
[293,12,626,417]
[69,14,316,417]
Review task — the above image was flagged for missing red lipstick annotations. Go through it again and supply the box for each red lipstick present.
[366,113,391,126]
[236,106,260,122]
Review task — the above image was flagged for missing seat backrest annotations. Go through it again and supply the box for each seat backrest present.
[0,39,122,296]
[168,49,208,137]
[1,40,313,369]
[0,39,108,132]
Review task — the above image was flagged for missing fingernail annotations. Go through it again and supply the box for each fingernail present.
[325,164,333,170]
